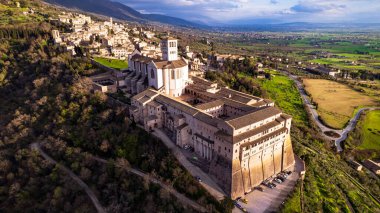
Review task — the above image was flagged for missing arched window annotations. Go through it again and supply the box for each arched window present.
[171,70,175,79]
[151,69,155,79]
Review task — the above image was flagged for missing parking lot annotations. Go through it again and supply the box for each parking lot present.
[233,155,304,213]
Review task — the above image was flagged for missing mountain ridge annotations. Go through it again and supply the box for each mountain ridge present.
[44,0,205,28]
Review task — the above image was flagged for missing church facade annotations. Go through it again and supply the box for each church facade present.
[127,37,189,97]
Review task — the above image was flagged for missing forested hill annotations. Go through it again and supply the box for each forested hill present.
[44,0,204,28]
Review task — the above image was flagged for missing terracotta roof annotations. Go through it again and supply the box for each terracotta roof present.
[138,96,151,104]
[154,59,187,69]
[221,98,256,112]
[226,107,282,129]
[250,100,268,107]
[240,127,288,149]
[191,76,215,87]
[155,94,199,116]
[132,89,158,100]
[281,113,292,120]
[176,123,188,130]
[147,101,161,108]
[162,36,177,40]
[194,112,220,126]
[196,100,225,110]
[363,160,380,172]
[130,54,155,63]
[233,120,283,143]
[147,115,158,121]
[215,119,284,144]
[217,87,262,103]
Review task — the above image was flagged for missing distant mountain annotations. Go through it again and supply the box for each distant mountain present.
[44,0,204,28]
[212,22,380,32]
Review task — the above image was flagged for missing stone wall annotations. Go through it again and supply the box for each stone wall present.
[225,135,295,199]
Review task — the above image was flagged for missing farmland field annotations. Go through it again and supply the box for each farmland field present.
[303,79,378,129]
[358,110,380,151]
[94,57,129,70]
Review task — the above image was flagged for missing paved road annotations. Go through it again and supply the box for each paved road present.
[92,157,207,212]
[152,128,226,201]
[282,71,380,152]
[30,143,106,213]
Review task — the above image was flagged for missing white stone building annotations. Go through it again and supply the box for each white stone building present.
[127,37,295,199]
[127,37,189,97]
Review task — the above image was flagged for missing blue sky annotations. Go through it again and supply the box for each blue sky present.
[116,0,380,25]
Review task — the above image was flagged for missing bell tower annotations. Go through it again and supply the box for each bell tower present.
[161,37,178,61]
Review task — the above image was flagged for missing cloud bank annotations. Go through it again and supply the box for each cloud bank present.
[117,0,380,24]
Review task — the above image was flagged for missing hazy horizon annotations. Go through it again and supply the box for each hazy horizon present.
[116,0,380,25]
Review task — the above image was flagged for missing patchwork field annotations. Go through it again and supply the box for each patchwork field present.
[94,57,128,70]
[359,110,380,151]
[303,79,378,129]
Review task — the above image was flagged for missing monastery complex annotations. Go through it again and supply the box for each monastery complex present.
[127,37,295,199]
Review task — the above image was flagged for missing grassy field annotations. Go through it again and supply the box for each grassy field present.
[303,79,377,129]
[239,70,308,126]
[94,57,129,70]
[0,2,45,25]
[260,73,308,126]
[358,110,380,151]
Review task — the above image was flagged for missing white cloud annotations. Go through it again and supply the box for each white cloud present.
[118,0,380,24]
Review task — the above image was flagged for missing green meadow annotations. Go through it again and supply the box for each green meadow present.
[359,110,380,151]
[94,57,129,70]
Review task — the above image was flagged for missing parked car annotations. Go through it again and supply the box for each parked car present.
[270,182,277,187]
[184,145,190,150]
[274,178,282,183]
[264,183,274,189]
[281,173,289,178]
[241,198,248,204]
[195,176,202,182]
[277,176,286,182]
[286,171,292,175]
[254,186,264,192]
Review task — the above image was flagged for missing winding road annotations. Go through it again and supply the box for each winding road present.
[92,156,207,212]
[282,71,380,152]
[31,143,207,213]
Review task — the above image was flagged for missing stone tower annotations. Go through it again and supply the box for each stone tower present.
[161,37,178,61]
[51,30,62,43]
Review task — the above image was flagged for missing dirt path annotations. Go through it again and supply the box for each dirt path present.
[91,156,208,212]
[31,142,207,213]
[30,143,106,213]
